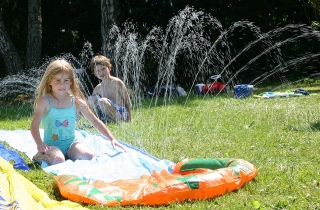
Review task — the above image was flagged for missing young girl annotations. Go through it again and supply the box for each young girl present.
[31,59,125,165]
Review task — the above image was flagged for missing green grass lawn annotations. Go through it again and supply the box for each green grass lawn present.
[1,84,320,209]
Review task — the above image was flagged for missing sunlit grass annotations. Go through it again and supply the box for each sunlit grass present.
[1,84,320,209]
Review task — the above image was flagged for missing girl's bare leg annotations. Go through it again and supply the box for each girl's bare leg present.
[67,142,95,161]
[32,146,65,165]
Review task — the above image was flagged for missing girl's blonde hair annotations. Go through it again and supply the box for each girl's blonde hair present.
[34,59,85,108]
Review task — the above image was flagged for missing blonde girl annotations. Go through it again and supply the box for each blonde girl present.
[31,59,125,165]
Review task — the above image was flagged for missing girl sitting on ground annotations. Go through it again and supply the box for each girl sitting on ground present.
[31,59,125,165]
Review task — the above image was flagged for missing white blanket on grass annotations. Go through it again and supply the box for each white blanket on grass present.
[0,129,174,182]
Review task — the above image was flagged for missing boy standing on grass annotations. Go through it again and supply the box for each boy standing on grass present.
[88,55,132,123]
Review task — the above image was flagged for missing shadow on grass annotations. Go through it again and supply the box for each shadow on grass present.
[0,104,33,120]
[139,92,233,109]
[0,93,231,119]
[27,161,43,170]
[310,121,320,131]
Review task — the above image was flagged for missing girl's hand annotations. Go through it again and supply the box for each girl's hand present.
[37,142,50,153]
[111,139,127,152]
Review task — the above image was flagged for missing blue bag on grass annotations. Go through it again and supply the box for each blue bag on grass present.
[0,143,30,170]
[294,89,310,95]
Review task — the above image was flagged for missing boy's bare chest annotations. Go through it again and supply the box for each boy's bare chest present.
[97,84,118,99]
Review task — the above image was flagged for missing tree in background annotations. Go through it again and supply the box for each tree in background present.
[101,0,121,55]
[0,12,23,75]
[0,0,41,75]
[308,0,320,28]
[308,0,320,12]
[0,0,318,85]
[25,0,42,70]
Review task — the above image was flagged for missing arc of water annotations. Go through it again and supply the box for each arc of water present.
[153,7,221,105]
[220,24,310,73]
[252,53,320,88]
[188,21,278,100]
[226,29,320,87]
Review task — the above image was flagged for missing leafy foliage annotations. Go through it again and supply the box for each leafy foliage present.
[0,0,319,88]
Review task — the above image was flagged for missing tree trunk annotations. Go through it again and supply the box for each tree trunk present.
[0,13,23,75]
[263,0,270,72]
[262,0,269,33]
[25,0,42,70]
[101,0,120,55]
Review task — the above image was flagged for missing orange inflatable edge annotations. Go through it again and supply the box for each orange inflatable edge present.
[54,158,258,206]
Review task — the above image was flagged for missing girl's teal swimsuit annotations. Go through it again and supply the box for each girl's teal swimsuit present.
[42,95,77,157]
